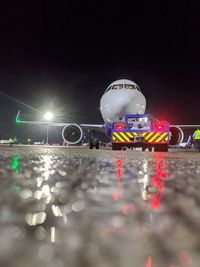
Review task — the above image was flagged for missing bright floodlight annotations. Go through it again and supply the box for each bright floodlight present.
[44,112,53,121]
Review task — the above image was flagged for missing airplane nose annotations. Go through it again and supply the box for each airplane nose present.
[111,89,137,106]
[100,88,146,123]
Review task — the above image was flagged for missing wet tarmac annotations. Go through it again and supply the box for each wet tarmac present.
[0,145,200,267]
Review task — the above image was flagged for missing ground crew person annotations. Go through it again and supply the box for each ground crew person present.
[193,128,200,152]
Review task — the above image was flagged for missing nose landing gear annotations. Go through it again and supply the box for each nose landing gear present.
[89,140,99,149]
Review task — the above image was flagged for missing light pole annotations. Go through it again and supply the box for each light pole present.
[46,125,49,145]
[44,112,53,145]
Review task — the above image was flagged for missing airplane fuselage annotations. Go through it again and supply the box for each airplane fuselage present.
[100,79,146,124]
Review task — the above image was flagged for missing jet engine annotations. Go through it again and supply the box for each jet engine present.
[62,124,83,145]
[169,126,184,145]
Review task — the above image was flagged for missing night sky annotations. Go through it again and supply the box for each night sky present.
[0,1,200,142]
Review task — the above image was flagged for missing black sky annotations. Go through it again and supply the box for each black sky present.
[0,1,200,141]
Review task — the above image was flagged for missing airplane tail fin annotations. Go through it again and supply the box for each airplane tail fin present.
[186,135,192,144]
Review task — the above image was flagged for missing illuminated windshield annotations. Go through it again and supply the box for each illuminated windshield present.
[125,84,136,89]
[127,117,150,130]
[112,84,123,89]
[105,83,142,92]
[127,117,148,123]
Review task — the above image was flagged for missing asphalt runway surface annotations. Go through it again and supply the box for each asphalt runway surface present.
[0,145,200,267]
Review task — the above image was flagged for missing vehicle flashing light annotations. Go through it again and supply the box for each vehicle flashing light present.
[115,122,126,131]
[153,121,167,131]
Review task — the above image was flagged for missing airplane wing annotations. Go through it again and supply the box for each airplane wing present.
[16,110,105,132]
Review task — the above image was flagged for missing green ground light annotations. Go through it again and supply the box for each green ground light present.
[12,156,22,173]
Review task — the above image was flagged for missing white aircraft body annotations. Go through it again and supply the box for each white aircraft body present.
[16,79,200,147]
[0,139,14,145]
[100,79,146,123]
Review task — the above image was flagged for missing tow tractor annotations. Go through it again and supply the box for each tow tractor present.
[111,114,170,151]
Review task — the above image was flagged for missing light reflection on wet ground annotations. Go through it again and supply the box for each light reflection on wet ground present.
[0,146,200,267]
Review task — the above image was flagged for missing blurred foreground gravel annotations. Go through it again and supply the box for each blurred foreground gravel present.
[0,146,200,267]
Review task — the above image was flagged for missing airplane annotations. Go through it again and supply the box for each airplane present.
[15,79,200,149]
[173,135,193,149]
[0,138,15,146]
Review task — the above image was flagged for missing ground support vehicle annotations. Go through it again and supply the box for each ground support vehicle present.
[111,114,170,152]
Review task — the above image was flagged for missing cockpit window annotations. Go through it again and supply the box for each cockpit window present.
[112,84,123,89]
[105,83,142,92]
[125,84,136,90]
